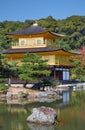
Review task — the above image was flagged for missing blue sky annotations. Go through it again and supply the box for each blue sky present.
[0,0,84,21]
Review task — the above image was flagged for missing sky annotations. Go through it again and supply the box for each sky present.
[0,0,85,22]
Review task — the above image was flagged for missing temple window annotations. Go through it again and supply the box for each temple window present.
[20,40,25,46]
[37,39,41,45]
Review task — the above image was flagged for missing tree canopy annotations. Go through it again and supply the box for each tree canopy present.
[0,15,85,51]
[71,47,85,81]
[18,53,51,87]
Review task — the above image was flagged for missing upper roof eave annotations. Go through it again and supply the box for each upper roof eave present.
[6,31,64,39]
[5,25,64,39]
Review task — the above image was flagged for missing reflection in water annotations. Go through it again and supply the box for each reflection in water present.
[63,91,70,105]
[7,97,23,104]
[6,91,70,105]
[6,96,58,105]
[27,122,56,130]
[7,97,12,104]
[1,91,85,130]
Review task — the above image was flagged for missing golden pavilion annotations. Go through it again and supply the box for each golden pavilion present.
[4,23,76,81]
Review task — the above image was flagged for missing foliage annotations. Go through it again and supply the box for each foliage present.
[0,84,9,91]
[0,61,20,86]
[0,78,7,83]
[71,47,85,81]
[32,78,57,90]
[0,15,85,51]
[71,58,85,81]
[7,61,19,77]
[0,53,9,92]
[19,53,51,87]
[0,53,9,78]
[0,53,20,85]
[41,78,57,88]
[0,53,7,66]
[0,77,8,92]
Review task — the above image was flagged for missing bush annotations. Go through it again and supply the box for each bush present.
[32,78,59,91]
[0,84,9,91]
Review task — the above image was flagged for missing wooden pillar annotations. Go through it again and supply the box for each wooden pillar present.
[53,66,56,80]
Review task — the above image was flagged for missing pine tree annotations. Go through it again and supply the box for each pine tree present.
[19,53,51,87]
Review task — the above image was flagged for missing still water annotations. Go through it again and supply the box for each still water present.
[0,91,85,130]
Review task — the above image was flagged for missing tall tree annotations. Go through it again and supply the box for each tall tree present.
[0,53,8,76]
[71,47,85,81]
[19,53,51,87]
[6,61,19,86]
[0,53,8,85]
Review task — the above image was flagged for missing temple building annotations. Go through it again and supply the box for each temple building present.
[4,23,77,81]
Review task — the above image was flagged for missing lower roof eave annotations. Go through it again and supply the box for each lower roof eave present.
[2,47,78,56]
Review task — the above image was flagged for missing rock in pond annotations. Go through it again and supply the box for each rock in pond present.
[27,106,57,125]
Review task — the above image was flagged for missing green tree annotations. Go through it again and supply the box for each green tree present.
[71,53,85,82]
[0,53,9,91]
[0,53,8,77]
[0,34,11,50]
[41,78,57,90]
[32,78,57,91]
[5,61,19,86]
[72,46,85,81]
[19,53,51,87]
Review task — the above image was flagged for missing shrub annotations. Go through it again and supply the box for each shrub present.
[0,84,9,91]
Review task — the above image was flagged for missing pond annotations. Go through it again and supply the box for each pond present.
[0,91,85,130]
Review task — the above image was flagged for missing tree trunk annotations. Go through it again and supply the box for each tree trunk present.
[23,80,28,88]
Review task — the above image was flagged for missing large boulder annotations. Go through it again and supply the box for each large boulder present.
[27,106,57,125]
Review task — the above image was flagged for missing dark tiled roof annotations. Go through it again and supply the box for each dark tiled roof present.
[6,25,46,35]
[6,24,64,37]
[2,47,78,56]
[3,47,59,54]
